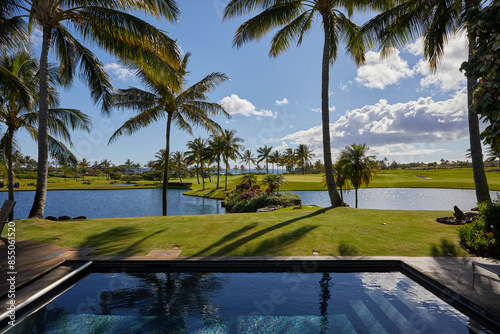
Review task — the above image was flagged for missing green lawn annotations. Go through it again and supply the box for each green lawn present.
[16,206,467,257]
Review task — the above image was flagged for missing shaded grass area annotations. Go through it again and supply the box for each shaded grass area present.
[16,207,467,257]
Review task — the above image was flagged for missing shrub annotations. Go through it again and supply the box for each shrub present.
[16,173,37,179]
[122,175,142,182]
[226,192,301,213]
[142,171,162,181]
[458,197,500,259]
[110,172,122,180]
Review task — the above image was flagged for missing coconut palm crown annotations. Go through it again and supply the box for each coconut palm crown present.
[109,53,230,215]
[3,0,182,218]
[223,0,395,207]
[361,0,491,204]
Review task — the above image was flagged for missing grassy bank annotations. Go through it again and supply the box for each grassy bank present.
[16,206,466,257]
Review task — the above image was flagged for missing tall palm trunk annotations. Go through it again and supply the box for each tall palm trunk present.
[162,114,173,216]
[321,14,344,207]
[466,0,491,204]
[201,162,205,190]
[196,163,200,184]
[216,155,221,188]
[224,158,229,191]
[29,26,52,219]
[355,188,358,208]
[7,127,14,220]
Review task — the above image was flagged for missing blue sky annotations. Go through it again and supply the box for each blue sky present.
[18,1,476,167]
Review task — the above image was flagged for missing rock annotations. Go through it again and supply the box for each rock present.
[382,223,387,225]
[45,216,58,221]
[453,205,467,220]
[257,206,277,212]
[58,215,72,221]
[464,211,480,219]
[73,216,87,220]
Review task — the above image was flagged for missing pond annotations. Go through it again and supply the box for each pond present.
[2,188,498,219]
[292,188,500,211]
[3,189,225,219]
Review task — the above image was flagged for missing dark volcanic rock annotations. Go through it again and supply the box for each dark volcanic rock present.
[58,215,72,221]
[45,216,58,221]
[453,205,467,220]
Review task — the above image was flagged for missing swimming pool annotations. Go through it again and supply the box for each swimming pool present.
[2,261,498,333]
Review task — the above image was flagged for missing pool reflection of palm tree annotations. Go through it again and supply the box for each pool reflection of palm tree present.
[319,273,332,332]
[97,272,226,332]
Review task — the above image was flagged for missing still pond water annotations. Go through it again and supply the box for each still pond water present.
[3,188,498,219]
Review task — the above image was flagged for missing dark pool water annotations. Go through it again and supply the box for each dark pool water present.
[7,271,488,333]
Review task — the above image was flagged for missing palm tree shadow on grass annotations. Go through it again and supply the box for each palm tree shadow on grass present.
[189,207,331,257]
[430,238,458,257]
[242,226,318,256]
[78,226,168,257]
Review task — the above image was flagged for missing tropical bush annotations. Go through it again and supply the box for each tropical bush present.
[109,172,122,180]
[225,191,300,213]
[458,197,500,259]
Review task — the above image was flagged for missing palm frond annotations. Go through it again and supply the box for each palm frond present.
[108,105,165,143]
[223,0,279,20]
[79,7,181,69]
[270,9,314,57]
[232,1,303,48]
[113,87,159,111]
[335,10,365,66]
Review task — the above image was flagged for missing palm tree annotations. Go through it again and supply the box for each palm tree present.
[220,129,244,191]
[240,173,258,188]
[257,145,273,174]
[4,0,182,218]
[170,151,186,182]
[270,150,281,174]
[362,0,490,204]
[332,159,349,201]
[124,159,135,175]
[208,134,225,189]
[100,159,111,180]
[283,148,296,173]
[78,158,90,180]
[223,1,391,207]
[0,50,90,218]
[110,53,230,215]
[295,144,315,175]
[486,144,500,169]
[240,149,255,174]
[339,144,376,208]
[262,174,287,195]
[153,149,168,175]
[186,137,207,186]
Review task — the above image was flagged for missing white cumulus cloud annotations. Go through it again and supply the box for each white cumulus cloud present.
[104,63,135,81]
[275,98,289,106]
[220,94,274,118]
[412,34,468,92]
[355,49,414,89]
[282,89,468,157]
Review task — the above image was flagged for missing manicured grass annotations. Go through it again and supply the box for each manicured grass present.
[16,206,467,257]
